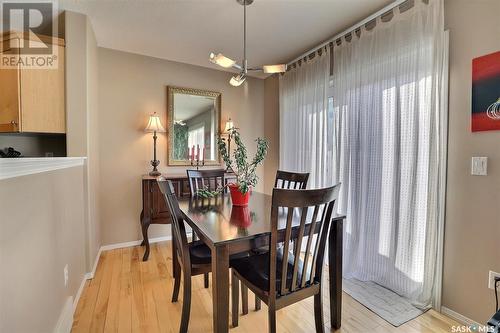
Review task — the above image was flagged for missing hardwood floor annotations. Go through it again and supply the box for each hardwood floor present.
[72,241,459,333]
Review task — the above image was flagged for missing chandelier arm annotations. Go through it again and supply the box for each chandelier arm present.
[232,63,243,71]
[243,0,247,73]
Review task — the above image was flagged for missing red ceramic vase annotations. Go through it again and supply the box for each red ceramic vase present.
[228,184,250,206]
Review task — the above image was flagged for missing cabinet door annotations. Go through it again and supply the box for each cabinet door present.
[0,45,20,132]
[20,45,65,133]
[151,181,172,221]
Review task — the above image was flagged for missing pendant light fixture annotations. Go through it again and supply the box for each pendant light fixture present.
[209,0,287,87]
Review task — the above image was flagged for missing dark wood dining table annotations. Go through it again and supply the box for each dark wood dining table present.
[176,191,345,333]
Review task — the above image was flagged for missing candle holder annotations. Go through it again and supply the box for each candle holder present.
[190,156,205,170]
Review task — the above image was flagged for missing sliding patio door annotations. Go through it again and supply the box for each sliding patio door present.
[280,0,446,309]
[331,0,446,309]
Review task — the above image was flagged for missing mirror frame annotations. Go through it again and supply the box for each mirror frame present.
[166,86,222,166]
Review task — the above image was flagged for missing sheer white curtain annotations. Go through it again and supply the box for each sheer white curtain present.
[332,0,445,308]
[279,49,332,189]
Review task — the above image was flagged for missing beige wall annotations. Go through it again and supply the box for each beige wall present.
[65,12,88,158]
[263,75,280,195]
[0,166,87,333]
[65,11,101,271]
[97,48,265,245]
[442,0,500,323]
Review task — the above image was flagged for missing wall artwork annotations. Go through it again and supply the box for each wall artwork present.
[472,51,500,132]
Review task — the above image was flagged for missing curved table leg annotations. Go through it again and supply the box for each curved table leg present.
[140,211,146,246]
[141,218,150,261]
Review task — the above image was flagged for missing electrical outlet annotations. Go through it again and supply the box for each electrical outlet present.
[64,264,69,287]
[488,270,500,289]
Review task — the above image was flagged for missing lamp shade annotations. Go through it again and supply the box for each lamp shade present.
[263,64,287,74]
[209,52,236,68]
[224,118,234,133]
[229,73,246,87]
[145,112,166,132]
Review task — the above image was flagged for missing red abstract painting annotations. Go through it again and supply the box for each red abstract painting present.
[472,51,500,132]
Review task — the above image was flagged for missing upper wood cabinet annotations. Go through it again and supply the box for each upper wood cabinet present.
[0,32,66,133]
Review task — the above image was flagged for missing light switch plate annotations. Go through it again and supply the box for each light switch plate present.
[471,157,488,176]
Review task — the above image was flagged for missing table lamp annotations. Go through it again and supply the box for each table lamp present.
[224,118,234,134]
[145,112,166,176]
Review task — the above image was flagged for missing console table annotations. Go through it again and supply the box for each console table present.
[140,172,235,261]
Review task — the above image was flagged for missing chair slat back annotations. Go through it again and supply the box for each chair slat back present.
[187,169,226,196]
[157,179,190,266]
[269,184,340,297]
[274,170,309,189]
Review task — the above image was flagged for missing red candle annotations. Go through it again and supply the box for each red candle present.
[203,147,206,162]
[196,144,200,160]
[191,146,195,161]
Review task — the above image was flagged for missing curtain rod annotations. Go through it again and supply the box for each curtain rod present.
[286,0,410,66]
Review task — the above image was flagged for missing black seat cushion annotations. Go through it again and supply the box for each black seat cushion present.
[189,240,249,265]
[189,240,212,265]
[230,250,309,293]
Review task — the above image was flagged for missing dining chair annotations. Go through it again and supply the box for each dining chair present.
[250,169,311,311]
[158,179,212,333]
[187,169,226,196]
[274,170,310,189]
[186,169,226,288]
[230,184,340,333]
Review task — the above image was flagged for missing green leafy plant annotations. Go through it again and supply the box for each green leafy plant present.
[196,186,224,198]
[217,128,269,194]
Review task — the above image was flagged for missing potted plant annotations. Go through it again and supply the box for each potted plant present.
[219,128,268,205]
[197,128,268,206]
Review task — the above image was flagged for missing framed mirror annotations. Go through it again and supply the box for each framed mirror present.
[166,86,221,166]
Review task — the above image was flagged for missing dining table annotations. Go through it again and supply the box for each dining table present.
[176,191,345,333]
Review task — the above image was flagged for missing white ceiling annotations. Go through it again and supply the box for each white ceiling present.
[59,0,393,77]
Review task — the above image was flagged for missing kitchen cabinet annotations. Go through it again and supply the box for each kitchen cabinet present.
[0,31,65,133]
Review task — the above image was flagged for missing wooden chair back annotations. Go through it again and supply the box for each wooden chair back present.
[274,170,309,189]
[269,184,340,297]
[187,169,226,196]
[157,178,190,267]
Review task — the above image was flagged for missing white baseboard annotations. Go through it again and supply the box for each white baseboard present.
[441,306,480,326]
[73,275,88,312]
[54,296,74,333]
[100,235,172,252]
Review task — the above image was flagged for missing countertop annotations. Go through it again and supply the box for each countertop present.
[0,157,87,180]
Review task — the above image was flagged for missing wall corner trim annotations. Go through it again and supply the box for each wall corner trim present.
[0,157,87,180]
